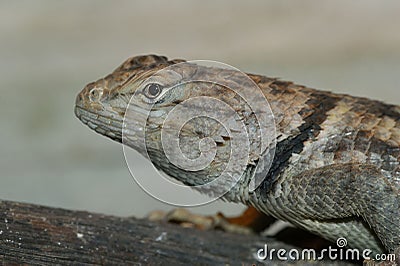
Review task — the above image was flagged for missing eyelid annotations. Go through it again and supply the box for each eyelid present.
[144,83,163,97]
[142,83,163,103]
[141,84,171,104]
[143,81,168,95]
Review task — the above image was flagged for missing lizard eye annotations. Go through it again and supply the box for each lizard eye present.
[144,83,163,99]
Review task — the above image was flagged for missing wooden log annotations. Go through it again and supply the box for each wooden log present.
[0,200,353,265]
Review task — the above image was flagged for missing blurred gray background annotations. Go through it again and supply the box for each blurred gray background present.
[1,0,399,217]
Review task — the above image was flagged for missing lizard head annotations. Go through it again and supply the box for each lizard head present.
[75,55,185,142]
[75,55,274,201]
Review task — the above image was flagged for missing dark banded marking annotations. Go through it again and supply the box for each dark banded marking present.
[260,91,340,193]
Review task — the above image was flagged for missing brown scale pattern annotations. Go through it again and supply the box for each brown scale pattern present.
[75,55,400,255]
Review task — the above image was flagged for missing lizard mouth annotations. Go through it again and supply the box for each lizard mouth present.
[75,105,123,142]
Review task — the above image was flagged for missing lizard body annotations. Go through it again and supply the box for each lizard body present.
[75,55,400,255]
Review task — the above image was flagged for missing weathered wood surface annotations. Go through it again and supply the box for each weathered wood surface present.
[0,200,353,265]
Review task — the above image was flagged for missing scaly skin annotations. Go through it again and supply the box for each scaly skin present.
[75,55,400,255]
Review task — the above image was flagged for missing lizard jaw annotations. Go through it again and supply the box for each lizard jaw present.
[75,105,123,142]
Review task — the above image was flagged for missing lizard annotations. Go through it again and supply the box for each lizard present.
[74,54,400,256]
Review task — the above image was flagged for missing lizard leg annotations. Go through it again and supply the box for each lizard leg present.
[259,163,400,253]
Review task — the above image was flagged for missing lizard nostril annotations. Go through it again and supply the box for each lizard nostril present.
[89,87,103,102]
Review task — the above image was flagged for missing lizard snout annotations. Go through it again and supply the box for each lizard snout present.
[75,82,106,112]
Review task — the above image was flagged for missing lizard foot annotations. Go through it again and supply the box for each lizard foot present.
[146,207,274,235]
